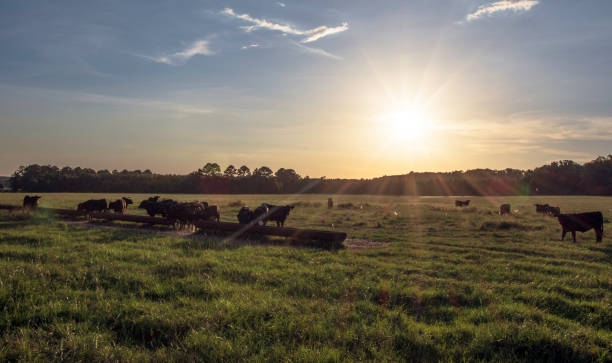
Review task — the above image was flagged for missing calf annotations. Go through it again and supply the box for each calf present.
[557,212,603,243]
[455,200,470,207]
[23,195,41,210]
[262,203,295,227]
[499,204,511,215]
[109,199,127,214]
[77,199,108,214]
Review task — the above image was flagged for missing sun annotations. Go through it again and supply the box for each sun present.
[378,105,433,145]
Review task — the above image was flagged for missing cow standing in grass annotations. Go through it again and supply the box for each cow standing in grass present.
[499,204,511,215]
[262,203,295,227]
[535,204,549,214]
[23,195,41,210]
[455,200,470,207]
[557,212,604,243]
[109,199,127,214]
[237,207,254,224]
[77,199,108,215]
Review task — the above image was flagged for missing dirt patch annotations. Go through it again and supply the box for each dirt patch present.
[344,238,389,249]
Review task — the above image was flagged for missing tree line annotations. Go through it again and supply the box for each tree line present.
[7,156,612,195]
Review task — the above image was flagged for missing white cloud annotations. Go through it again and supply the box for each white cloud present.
[241,43,260,50]
[466,0,539,21]
[221,8,348,43]
[144,40,214,65]
[301,23,350,43]
[277,2,286,7]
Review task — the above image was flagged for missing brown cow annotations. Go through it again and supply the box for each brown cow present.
[499,204,511,215]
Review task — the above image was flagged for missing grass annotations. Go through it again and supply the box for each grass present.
[0,194,611,361]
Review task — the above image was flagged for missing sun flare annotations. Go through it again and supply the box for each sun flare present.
[378,105,434,145]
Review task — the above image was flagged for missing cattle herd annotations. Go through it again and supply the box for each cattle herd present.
[47,195,294,231]
[452,199,604,243]
[16,195,605,242]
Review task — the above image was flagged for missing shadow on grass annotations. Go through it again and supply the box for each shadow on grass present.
[173,233,345,251]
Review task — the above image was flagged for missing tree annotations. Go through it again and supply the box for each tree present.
[224,165,237,178]
[237,165,251,177]
[253,166,273,177]
[201,162,221,176]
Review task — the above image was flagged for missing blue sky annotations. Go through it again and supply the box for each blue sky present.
[1,0,611,177]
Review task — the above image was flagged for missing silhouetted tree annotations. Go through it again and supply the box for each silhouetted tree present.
[237,165,251,177]
[253,166,273,177]
[8,156,612,195]
[200,162,221,176]
[224,165,237,178]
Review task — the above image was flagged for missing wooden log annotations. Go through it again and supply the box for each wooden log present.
[194,220,347,242]
[0,204,24,211]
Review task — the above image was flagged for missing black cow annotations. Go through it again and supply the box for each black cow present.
[535,204,549,214]
[499,204,511,215]
[252,205,269,225]
[23,195,41,210]
[122,197,133,206]
[138,197,176,217]
[166,202,204,229]
[261,203,294,227]
[109,199,127,214]
[455,200,470,207]
[546,206,561,216]
[237,206,254,224]
[237,205,269,225]
[557,212,603,243]
[77,199,108,214]
[198,205,220,223]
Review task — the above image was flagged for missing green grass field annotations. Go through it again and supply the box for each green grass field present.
[0,193,610,361]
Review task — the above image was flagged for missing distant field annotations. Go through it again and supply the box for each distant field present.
[0,194,610,361]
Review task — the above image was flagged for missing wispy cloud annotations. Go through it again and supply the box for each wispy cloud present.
[466,0,539,22]
[75,92,214,115]
[144,40,214,65]
[277,2,286,7]
[291,41,342,60]
[221,8,348,43]
[241,43,260,50]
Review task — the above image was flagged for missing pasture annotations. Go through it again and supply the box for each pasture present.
[0,194,610,361]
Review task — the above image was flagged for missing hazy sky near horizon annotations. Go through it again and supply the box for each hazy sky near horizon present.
[1,0,611,178]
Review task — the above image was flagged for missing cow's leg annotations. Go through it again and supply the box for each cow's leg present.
[595,226,603,243]
[561,230,566,241]
[572,231,576,243]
